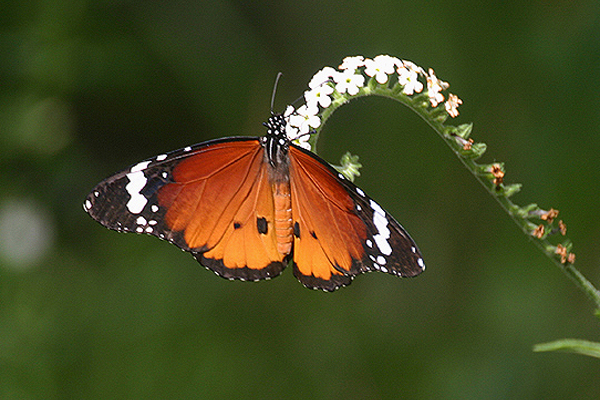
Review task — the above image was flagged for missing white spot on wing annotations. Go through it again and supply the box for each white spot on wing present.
[125,161,151,214]
[418,258,425,269]
[84,199,92,211]
[151,205,159,213]
[156,154,167,161]
[356,187,365,197]
[130,161,150,173]
[370,199,392,256]
[184,146,192,152]
[136,216,147,225]
[376,255,386,265]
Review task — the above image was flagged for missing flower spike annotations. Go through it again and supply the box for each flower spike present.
[295,55,582,305]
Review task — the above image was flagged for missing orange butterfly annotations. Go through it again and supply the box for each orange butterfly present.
[84,113,425,291]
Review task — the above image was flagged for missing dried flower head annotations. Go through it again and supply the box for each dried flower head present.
[490,163,504,186]
[541,208,559,223]
[533,224,545,239]
[555,244,568,264]
[445,93,463,118]
[558,220,567,236]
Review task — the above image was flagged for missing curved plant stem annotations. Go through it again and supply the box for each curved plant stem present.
[313,80,600,309]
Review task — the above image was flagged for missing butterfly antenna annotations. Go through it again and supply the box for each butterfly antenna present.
[270,72,284,113]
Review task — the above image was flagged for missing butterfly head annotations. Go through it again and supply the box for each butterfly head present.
[261,113,290,169]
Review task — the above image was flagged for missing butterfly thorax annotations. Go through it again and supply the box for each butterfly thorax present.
[261,114,290,171]
[261,114,293,256]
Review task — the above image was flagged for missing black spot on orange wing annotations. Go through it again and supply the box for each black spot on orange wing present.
[293,222,300,238]
[256,217,268,235]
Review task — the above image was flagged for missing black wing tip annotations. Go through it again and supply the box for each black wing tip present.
[195,253,288,282]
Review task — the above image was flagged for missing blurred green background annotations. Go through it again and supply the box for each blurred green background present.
[2,1,599,399]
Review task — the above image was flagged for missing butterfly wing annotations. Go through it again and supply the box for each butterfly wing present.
[84,138,289,281]
[288,145,425,291]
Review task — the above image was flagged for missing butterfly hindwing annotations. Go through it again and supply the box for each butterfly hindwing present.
[288,145,425,291]
[84,138,289,281]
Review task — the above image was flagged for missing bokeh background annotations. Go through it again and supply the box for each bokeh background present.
[2,1,599,399]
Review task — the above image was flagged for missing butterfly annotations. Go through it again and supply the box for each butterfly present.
[84,112,425,291]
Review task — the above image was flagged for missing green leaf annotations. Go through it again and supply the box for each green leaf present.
[456,123,473,139]
[460,142,486,159]
[333,152,362,182]
[533,339,600,359]
[499,183,522,198]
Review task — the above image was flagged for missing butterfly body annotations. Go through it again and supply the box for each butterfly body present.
[84,113,425,291]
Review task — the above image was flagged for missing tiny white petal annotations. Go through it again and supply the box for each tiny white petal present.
[288,104,320,136]
[339,55,365,71]
[308,67,340,89]
[364,55,396,84]
[304,85,334,109]
[334,70,365,95]
[284,105,296,117]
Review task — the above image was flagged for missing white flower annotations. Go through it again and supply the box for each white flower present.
[285,123,299,141]
[304,84,334,108]
[283,105,295,117]
[308,66,339,89]
[339,56,365,71]
[444,93,462,118]
[364,55,398,84]
[333,69,365,95]
[288,104,320,135]
[397,63,423,95]
[426,68,449,107]
[401,60,425,75]
[294,137,312,151]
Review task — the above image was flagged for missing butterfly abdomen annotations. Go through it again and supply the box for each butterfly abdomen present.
[272,182,293,256]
